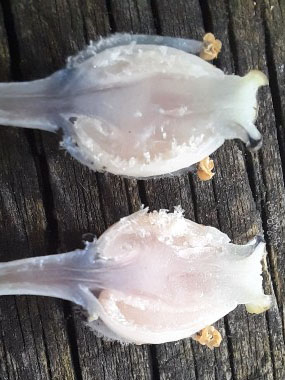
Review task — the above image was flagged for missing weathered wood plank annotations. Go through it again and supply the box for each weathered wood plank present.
[0,3,77,380]
[124,0,284,379]
[0,6,9,79]
[224,1,285,378]
[261,0,285,326]
[110,1,235,379]
[109,0,155,33]
[204,0,285,378]
[0,0,284,379]
[142,2,236,379]
[7,0,154,379]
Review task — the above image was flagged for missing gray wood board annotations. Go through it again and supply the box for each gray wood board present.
[0,0,284,379]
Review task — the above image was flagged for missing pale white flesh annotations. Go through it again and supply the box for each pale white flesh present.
[0,208,271,344]
[0,34,268,178]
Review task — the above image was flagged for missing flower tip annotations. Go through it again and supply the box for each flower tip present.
[244,70,269,87]
[245,295,272,314]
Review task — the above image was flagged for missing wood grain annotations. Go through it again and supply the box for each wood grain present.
[0,0,284,379]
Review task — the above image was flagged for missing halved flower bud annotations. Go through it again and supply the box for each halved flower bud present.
[0,34,268,178]
[0,208,271,345]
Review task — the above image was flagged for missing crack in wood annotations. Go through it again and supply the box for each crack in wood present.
[149,345,160,380]
[0,0,20,80]
[262,17,285,188]
[188,174,199,223]
[35,301,53,380]
[223,0,239,74]
[63,303,84,380]
[223,316,237,380]
[150,0,161,34]
[198,0,213,32]
[25,131,61,252]
[137,180,149,208]
[105,0,116,33]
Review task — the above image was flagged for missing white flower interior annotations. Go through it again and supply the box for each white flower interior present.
[0,208,271,344]
[64,43,267,177]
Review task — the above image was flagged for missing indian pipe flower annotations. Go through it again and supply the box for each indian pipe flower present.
[0,33,267,178]
[0,208,271,345]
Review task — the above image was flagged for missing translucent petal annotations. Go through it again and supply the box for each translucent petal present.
[0,34,268,178]
[0,209,271,344]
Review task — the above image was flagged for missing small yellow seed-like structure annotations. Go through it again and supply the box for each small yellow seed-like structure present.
[200,33,222,61]
[197,156,215,181]
[193,325,222,349]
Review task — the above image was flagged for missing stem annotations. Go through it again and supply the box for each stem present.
[0,78,58,132]
[0,249,102,316]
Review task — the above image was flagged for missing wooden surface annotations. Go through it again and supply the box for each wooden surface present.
[0,0,284,379]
